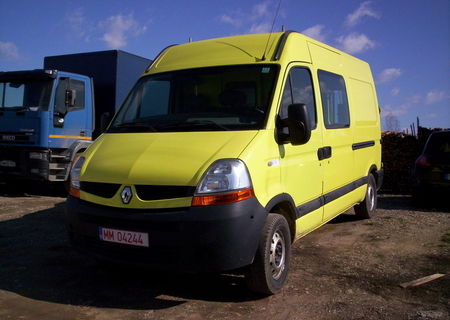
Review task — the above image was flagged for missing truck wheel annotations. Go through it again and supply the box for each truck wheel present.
[245,213,291,295]
[354,174,377,219]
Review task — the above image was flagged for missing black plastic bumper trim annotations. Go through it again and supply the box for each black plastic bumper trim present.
[65,196,267,272]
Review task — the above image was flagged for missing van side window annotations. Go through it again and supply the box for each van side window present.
[280,67,317,129]
[318,70,350,129]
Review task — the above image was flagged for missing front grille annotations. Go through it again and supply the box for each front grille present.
[135,185,196,200]
[80,181,121,198]
[0,132,33,145]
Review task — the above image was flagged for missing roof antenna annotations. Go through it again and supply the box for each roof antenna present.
[261,0,283,61]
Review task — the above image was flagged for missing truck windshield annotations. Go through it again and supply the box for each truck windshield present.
[109,64,279,133]
[0,79,53,111]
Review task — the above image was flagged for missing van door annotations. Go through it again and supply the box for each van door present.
[278,66,324,235]
[317,70,356,221]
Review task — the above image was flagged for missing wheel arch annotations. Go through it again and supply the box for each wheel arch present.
[368,164,383,190]
[264,193,297,243]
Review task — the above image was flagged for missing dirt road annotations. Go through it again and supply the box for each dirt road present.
[0,189,449,320]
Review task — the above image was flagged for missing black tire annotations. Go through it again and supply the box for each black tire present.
[245,213,291,295]
[354,174,377,219]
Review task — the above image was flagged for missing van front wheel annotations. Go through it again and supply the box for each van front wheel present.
[354,174,377,219]
[245,213,291,295]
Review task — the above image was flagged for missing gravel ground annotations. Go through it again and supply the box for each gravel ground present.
[0,186,449,320]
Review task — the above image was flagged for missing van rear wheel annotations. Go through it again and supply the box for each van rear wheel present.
[245,213,291,295]
[354,174,377,219]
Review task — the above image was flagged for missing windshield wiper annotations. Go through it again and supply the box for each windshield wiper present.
[158,120,230,131]
[111,121,157,132]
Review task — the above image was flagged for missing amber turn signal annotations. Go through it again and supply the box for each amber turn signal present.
[191,188,255,206]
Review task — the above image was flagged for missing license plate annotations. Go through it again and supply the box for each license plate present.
[0,160,16,168]
[99,227,149,247]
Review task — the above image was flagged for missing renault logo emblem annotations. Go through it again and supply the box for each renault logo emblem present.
[121,186,133,204]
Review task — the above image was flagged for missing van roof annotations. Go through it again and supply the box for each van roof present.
[146,31,370,77]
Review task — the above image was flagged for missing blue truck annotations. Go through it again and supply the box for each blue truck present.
[0,50,151,182]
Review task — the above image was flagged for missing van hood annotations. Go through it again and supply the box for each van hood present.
[81,131,258,186]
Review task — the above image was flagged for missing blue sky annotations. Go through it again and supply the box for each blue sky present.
[1,0,449,131]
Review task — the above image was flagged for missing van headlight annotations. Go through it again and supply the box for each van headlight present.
[191,159,254,206]
[69,156,85,198]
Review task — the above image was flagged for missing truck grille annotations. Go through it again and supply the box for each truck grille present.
[0,131,34,145]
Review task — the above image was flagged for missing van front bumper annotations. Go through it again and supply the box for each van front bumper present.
[65,196,267,272]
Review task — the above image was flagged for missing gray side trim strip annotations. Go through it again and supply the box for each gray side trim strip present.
[296,176,368,218]
[352,140,375,150]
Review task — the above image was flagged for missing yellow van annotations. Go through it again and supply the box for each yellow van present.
[66,31,383,294]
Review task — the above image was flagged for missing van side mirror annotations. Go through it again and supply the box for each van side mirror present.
[287,103,311,145]
[275,104,311,145]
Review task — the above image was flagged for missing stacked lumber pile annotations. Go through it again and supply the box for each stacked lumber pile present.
[381,131,419,193]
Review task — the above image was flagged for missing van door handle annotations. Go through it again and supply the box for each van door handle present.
[318,146,332,160]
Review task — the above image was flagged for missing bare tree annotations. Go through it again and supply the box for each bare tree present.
[384,113,400,132]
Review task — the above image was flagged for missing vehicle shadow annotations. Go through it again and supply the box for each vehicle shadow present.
[377,194,450,213]
[0,180,67,198]
[0,202,261,311]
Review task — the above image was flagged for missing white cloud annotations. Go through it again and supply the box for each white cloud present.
[424,90,449,105]
[249,22,272,34]
[345,1,380,27]
[218,1,275,33]
[377,68,402,84]
[302,25,326,42]
[252,1,271,19]
[382,90,449,121]
[66,8,92,42]
[0,41,20,61]
[425,113,438,119]
[336,33,376,54]
[219,14,241,28]
[100,14,147,49]
[391,88,400,96]
[382,104,409,117]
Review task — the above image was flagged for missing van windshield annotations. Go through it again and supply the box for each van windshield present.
[109,64,279,133]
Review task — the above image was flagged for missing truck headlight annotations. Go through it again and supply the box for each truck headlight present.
[69,157,85,198]
[191,159,254,206]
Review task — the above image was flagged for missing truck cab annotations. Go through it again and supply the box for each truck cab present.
[0,50,151,182]
[0,69,93,181]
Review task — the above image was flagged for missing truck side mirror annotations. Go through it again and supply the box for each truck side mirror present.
[287,103,311,145]
[65,89,76,108]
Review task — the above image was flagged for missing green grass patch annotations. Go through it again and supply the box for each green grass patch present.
[441,232,450,244]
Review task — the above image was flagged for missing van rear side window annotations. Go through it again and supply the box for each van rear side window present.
[318,70,350,129]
